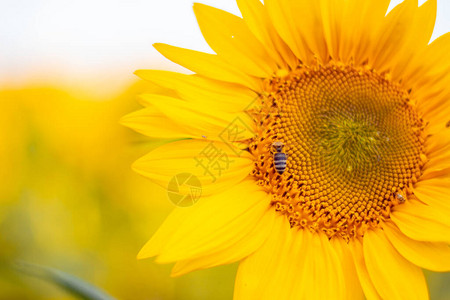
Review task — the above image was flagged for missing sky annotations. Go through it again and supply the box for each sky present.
[0,0,449,96]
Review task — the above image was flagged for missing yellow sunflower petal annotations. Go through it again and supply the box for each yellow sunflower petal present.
[408,0,436,49]
[364,228,429,300]
[421,32,450,75]
[421,160,450,181]
[133,94,255,141]
[331,0,387,64]
[132,139,253,196]
[425,156,450,176]
[414,180,450,212]
[134,70,257,112]
[421,135,450,179]
[391,200,450,243]
[320,0,382,62]
[426,107,450,136]
[293,0,332,63]
[415,83,450,121]
[405,32,450,94]
[236,0,297,69]
[425,131,450,161]
[391,0,437,78]
[349,239,382,300]
[282,229,308,299]
[319,0,346,61]
[235,222,346,300]
[171,209,276,276]
[193,3,277,78]
[139,180,269,261]
[350,0,391,65]
[120,108,187,139]
[383,222,450,272]
[234,217,299,300]
[296,232,345,300]
[319,0,395,64]
[391,0,437,80]
[331,238,364,300]
[154,180,270,263]
[422,132,450,176]
[423,167,450,182]
[138,208,191,259]
[235,0,271,48]
[265,0,316,63]
[370,0,418,72]
[153,43,261,90]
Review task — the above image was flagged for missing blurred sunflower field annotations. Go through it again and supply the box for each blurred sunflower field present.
[1,0,450,299]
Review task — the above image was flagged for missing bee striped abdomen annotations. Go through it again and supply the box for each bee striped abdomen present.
[274,152,287,174]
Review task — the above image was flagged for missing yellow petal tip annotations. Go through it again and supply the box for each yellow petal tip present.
[137,241,160,260]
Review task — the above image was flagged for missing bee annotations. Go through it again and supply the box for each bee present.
[396,193,406,204]
[272,141,288,175]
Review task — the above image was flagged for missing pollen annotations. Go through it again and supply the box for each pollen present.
[248,64,426,241]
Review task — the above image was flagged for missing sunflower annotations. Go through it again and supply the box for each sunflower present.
[122,0,450,298]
